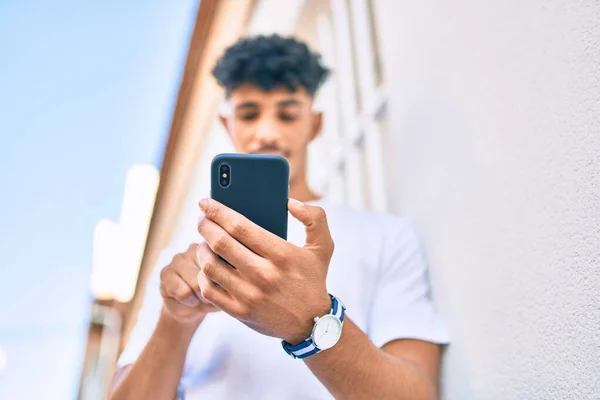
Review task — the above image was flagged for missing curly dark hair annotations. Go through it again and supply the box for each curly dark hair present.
[212,34,331,98]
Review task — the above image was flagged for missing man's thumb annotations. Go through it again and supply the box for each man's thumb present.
[287,198,334,250]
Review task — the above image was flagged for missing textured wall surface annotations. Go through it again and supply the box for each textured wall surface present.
[373,0,600,398]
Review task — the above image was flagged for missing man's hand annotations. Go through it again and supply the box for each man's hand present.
[110,245,220,400]
[159,244,219,327]
[196,197,334,344]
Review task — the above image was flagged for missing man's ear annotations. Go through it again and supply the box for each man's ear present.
[310,111,323,142]
[219,115,232,137]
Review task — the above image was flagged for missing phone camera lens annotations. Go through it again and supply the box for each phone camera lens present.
[219,163,230,187]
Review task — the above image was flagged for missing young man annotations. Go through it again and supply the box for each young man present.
[109,34,449,399]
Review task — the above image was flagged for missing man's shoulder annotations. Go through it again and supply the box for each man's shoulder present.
[322,201,415,236]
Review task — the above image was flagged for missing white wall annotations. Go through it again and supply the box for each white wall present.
[373,0,600,399]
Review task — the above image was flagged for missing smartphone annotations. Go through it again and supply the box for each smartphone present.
[210,153,289,240]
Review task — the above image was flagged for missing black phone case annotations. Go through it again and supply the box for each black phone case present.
[210,153,289,240]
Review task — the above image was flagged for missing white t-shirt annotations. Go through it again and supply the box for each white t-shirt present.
[118,201,450,399]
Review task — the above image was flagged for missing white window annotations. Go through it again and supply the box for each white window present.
[296,0,388,211]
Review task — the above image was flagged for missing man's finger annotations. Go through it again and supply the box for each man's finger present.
[197,217,265,272]
[196,242,244,295]
[199,198,286,258]
[287,198,334,251]
[197,270,239,314]
[168,244,212,304]
[160,267,201,308]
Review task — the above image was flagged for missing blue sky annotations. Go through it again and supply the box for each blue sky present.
[0,1,198,397]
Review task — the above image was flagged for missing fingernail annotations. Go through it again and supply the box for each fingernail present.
[288,198,304,207]
[197,215,203,227]
[199,198,208,210]
[195,244,202,264]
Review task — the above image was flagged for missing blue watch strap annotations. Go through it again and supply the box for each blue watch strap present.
[281,294,346,359]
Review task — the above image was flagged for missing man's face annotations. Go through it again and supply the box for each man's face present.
[220,84,322,184]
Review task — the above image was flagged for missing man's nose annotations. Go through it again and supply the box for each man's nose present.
[255,117,279,143]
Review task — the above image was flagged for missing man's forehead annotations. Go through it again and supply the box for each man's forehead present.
[220,86,313,114]
[237,83,311,100]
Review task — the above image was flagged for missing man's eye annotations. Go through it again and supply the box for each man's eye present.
[279,114,297,122]
[239,113,258,121]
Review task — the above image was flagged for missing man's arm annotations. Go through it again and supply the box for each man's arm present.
[108,245,220,400]
[196,198,445,399]
[304,318,440,400]
[109,310,197,400]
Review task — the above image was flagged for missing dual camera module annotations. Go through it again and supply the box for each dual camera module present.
[219,164,231,188]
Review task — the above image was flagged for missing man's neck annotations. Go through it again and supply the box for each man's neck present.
[290,178,320,203]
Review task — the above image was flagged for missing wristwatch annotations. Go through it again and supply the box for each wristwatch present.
[281,294,346,359]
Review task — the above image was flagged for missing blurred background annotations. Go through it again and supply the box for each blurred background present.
[0,0,598,399]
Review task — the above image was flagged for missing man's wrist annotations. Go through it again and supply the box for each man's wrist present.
[283,293,331,344]
[158,308,204,340]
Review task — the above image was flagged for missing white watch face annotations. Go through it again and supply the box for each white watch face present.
[312,314,343,350]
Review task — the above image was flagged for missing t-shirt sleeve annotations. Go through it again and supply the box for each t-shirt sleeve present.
[116,248,178,368]
[368,219,450,348]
